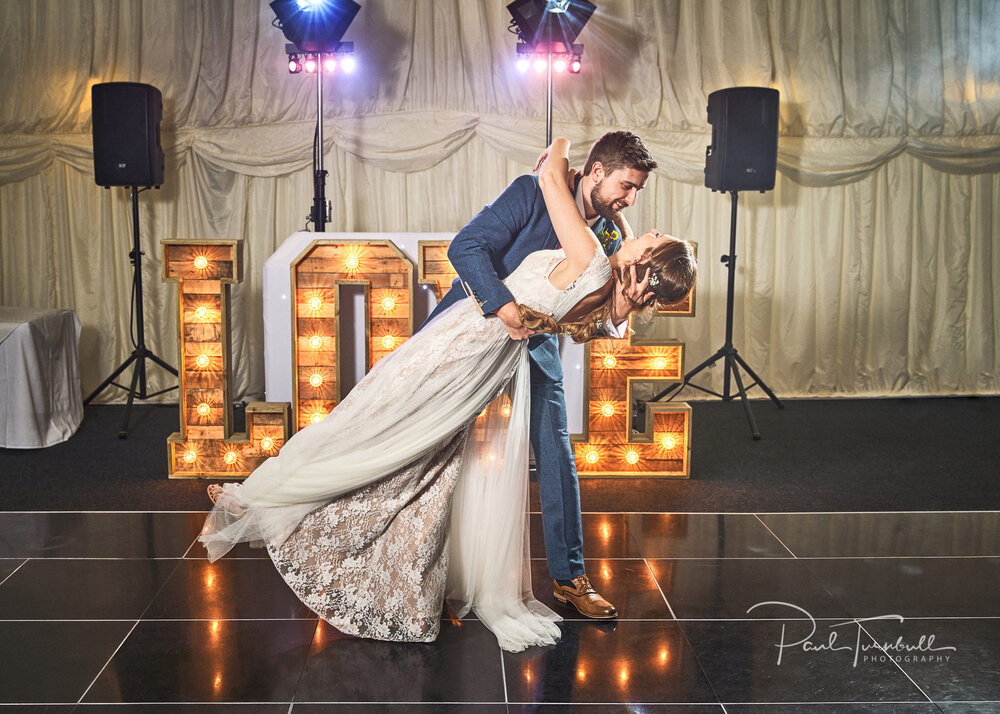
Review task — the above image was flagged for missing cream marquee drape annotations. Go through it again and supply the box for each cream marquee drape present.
[1,0,998,402]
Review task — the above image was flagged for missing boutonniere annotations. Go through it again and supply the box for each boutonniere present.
[600,228,619,246]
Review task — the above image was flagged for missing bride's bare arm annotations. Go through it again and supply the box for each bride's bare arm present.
[537,138,599,286]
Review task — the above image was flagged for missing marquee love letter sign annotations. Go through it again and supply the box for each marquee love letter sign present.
[165,237,693,479]
[162,240,291,478]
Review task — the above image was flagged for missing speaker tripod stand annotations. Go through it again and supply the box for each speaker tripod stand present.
[84,186,177,438]
[646,190,783,439]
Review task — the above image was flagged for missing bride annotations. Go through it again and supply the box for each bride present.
[199,137,697,652]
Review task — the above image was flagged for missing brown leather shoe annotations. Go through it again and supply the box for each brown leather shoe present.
[553,575,618,619]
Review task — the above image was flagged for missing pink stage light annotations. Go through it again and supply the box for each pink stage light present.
[516,58,530,73]
[323,56,336,72]
[340,55,356,73]
[569,58,582,74]
[304,57,317,73]
[533,58,547,73]
[288,57,302,73]
[553,59,567,73]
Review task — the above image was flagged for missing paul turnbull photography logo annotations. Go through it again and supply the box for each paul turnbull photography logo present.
[747,601,957,667]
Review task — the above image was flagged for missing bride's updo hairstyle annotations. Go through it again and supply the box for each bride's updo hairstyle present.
[629,238,698,307]
[517,238,697,344]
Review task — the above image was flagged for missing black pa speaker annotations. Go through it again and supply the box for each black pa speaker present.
[704,87,779,193]
[92,82,164,188]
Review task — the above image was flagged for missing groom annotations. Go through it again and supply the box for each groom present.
[424,131,657,618]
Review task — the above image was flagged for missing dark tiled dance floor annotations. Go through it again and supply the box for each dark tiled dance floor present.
[1,510,998,712]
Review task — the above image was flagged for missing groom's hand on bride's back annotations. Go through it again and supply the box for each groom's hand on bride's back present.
[496,301,535,340]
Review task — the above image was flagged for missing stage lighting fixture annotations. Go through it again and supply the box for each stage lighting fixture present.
[508,1,593,143]
[271,0,360,53]
[507,0,595,49]
[516,57,530,73]
[272,0,360,232]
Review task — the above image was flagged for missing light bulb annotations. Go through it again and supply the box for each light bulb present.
[381,334,396,349]
[309,335,324,349]
[661,435,677,450]
[183,450,197,463]
[381,296,396,311]
[625,450,639,464]
[311,412,325,424]
[193,256,208,270]
[585,450,599,464]
[603,355,617,369]
[194,306,209,320]
[196,402,211,416]
[223,451,238,465]
[195,354,211,369]
[260,436,275,451]
[653,357,667,370]
[345,255,359,270]
[600,403,615,417]
[309,373,324,387]
[308,296,323,310]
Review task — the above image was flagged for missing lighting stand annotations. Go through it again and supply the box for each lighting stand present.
[545,49,554,145]
[645,190,783,439]
[311,49,329,231]
[84,186,178,438]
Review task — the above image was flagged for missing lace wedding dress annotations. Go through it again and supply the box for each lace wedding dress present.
[199,240,611,652]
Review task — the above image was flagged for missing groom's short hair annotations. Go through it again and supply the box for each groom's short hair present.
[583,131,657,176]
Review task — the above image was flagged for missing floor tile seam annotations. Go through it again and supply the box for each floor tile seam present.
[75,617,142,705]
[3,556,203,561]
[640,555,729,708]
[498,641,509,705]
[5,508,999,515]
[753,513,799,558]
[503,701,723,706]
[560,510,1000,515]
[643,558,678,620]
[0,559,26,587]
[0,510,214,514]
[853,615,962,691]
[8,615,995,623]
[288,619,322,705]
[638,555,1000,561]
[61,700,294,706]
[182,554,1000,561]
[12,553,997,561]
[287,701,510,705]
[710,701,959,706]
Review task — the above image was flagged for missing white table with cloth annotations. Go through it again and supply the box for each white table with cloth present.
[0,307,83,448]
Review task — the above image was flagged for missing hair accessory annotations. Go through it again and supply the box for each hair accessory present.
[647,272,661,288]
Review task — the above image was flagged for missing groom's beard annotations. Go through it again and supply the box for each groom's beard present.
[590,180,627,224]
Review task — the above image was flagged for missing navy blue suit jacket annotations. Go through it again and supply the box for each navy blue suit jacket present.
[423,174,621,363]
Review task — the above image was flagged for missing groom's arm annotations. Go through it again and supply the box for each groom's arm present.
[447,174,539,318]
